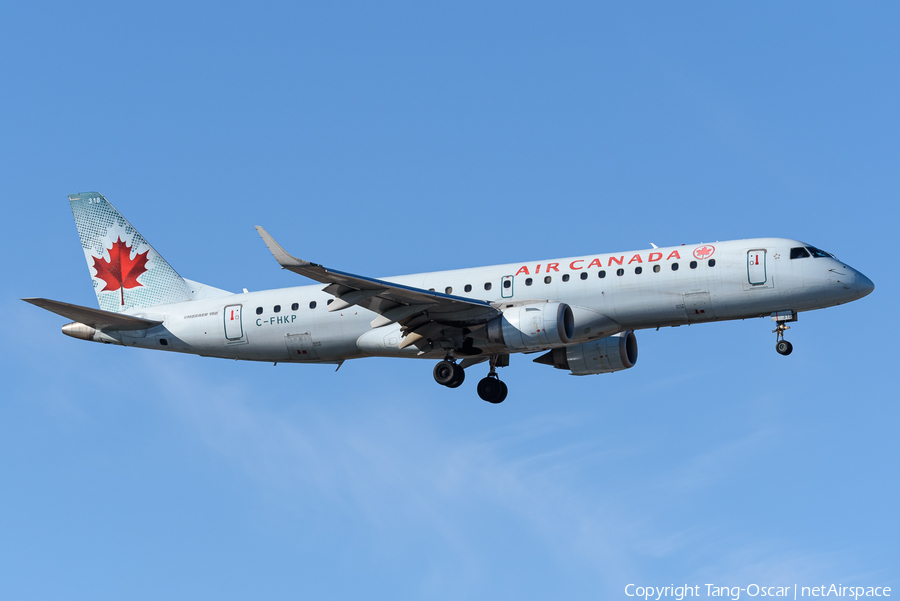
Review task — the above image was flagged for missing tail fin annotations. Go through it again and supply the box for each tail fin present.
[69,192,193,312]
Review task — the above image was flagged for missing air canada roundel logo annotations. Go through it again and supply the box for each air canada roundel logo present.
[693,245,715,260]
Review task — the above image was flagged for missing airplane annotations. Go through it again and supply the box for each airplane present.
[24,192,874,404]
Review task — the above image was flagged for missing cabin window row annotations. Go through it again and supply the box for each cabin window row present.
[255,299,335,314]
[253,259,720,314]
[517,259,716,284]
[431,259,720,296]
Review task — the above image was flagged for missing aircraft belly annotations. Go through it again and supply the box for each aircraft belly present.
[279,314,368,362]
[166,305,370,363]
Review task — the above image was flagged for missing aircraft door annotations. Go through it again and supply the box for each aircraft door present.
[501,275,514,298]
[224,304,244,341]
[747,250,767,285]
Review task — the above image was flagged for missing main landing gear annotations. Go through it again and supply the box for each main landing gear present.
[477,374,508,404]
[477,354,508,403]
[432,354,509,403]
[433,359,465,388]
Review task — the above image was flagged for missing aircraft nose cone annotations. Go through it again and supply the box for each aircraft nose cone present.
[856,272,875,298]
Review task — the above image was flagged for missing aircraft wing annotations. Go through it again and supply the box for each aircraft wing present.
[22,298,163,330]
[255,227,501,351]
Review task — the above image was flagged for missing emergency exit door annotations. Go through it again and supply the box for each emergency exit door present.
[747,250,767,285]
[501,275,514,298]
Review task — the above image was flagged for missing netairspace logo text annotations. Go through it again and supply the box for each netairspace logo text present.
[624,584,891,600]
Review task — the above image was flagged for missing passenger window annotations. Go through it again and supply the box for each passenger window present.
[544,276,552,284]
[599,270,606,278]
[309,301,317,309]
[256,307,263,315]
[484,282,492,291]
[634,267,642,274]
[445,286,452,294]
[653,265,660,273]
[708,259,716,267]
[274,305,281,313]
[503,280,511,289]
[464,284,472,292]
[326,299,333,305]
[690,261,697,269]
[291,303,299,311]
[672,263,679,271]
[616,268,624,276]
[525,278,533,286]
[562,274,570,282]
[791,247,811,259]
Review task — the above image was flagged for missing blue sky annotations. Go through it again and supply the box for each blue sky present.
[1,2,898,599]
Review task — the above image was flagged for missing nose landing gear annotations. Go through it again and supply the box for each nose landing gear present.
[775,337,793,356]
[771,311,797,356]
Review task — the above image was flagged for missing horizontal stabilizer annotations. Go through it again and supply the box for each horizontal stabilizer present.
[22,298,163,331]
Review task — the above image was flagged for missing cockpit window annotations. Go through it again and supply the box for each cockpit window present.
[790,247,810,259]
[806,246,833,258]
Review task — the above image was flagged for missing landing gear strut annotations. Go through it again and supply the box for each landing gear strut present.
[773,323,793,356]
[771,311,797,356]
[477,355,508,404]
[433,359,465,388]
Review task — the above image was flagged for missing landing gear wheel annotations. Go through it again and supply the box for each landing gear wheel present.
[477,377,507,404]
[433,360,457,386]
[776,340,793,356]
[772,319,795,357]
[445,364,465,388]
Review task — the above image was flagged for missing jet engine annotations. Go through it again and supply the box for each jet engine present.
[534,331,638,375]
[485,302,574,352]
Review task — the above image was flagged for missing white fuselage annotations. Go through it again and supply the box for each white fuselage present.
[104,238,873,364]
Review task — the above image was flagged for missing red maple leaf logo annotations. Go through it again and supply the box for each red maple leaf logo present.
[693,245,715,260]
[92,237,150,305]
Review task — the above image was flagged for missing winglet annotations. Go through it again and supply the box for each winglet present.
[254,226,314,270]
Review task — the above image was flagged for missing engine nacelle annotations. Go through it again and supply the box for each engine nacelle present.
[534,331,638,375]
[567,305,620,342]
[485,302,574,352]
